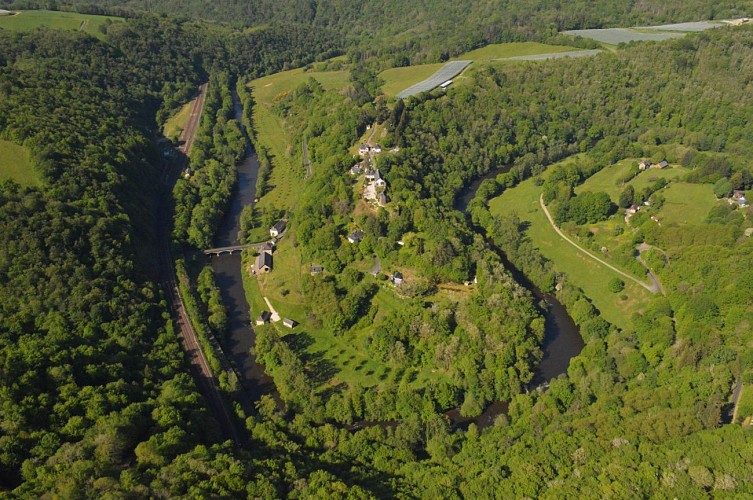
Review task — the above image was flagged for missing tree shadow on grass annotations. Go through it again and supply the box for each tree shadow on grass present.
[302,351,339,385]
[284,331,314,351]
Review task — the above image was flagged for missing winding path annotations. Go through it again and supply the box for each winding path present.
[539,194,660,294]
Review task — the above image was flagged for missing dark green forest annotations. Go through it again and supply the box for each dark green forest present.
[1,2,753,498]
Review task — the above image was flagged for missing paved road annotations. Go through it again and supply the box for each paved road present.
[157,83,243,445]
[539,194,659,294]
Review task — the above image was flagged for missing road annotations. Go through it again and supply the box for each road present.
[156,83,243,445]
[539,194,659,294]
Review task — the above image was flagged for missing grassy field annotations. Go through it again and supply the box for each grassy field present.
[0,10,120,38]
[461,41,576,60]
[656,182,719,225]
[380,42,582,97]
[249,67,350,211]
[0,139,39,187]
[163,101,193,141]
[489,158,654,330]
[379,63,446,98]
[576,159,689,202]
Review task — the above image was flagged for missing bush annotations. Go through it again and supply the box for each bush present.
[608,277,625,293]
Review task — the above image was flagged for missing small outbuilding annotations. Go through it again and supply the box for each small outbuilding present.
[283,318,297,328]
[256,311,272,326]
[270,220,287,238]
[348,230,365,244]
[310,265,324,275]
[392,271,404,286]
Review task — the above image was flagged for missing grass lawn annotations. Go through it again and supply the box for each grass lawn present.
[0,139,39,187]
[0,10,120,38]
[163,101,193,141]
[249,66,350,212]
[489,159,654,331]
[657,182,719,225]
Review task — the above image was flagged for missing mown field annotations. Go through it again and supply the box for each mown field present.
[489,156,654,330]
[576,158,689,201]
[0,139,39,187]
[0,10,120,38]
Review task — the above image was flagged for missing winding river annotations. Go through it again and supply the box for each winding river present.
[450,168,585,429]
[210,97,583,427]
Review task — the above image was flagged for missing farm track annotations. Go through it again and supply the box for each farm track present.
[539,194,660,294]
[157,83,244,445]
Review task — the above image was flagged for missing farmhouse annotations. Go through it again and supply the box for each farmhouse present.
[255,250,273,273]
[372,144,383,154]
[358,144,370,155]
[638,160,651,170]
[374,170,387,189]
[365,169,378,181]
[348,230,365,243]
[256,311,272,326]
[653,160,669,169]
[350,164,364,175]
[270,220,287,238]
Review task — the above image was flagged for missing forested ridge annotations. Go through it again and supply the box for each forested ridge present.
[1,3,753,498]
[5,0,753,66]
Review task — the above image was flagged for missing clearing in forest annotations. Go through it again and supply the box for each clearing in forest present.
[0,10,120,38]
[163,101,193,141]
[0,139,39,187]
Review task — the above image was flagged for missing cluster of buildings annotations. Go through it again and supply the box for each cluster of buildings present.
[252,220,287,275]
[638,160,669,171]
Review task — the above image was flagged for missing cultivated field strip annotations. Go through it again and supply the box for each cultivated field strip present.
[563,28,684,44]
[501,49,601,61]
[636,21,725,31]
[396,60,472,99]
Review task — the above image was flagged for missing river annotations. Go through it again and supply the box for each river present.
[448,167,585,429]
[210,92,275,404]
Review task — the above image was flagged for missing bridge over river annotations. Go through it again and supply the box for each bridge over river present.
[203,241,269,256]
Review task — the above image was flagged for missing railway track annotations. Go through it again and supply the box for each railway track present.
[156,83,243,445]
